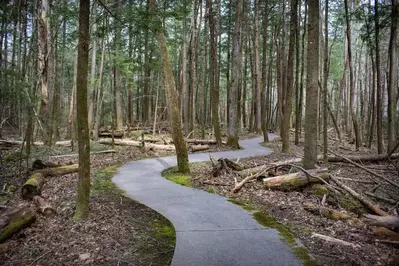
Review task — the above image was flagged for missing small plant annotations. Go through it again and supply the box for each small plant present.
[207,187,216,193]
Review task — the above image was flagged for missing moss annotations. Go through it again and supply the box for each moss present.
[0,214,36,243]
[310,184,330,199]
[92,164,123,194]
[252,211,318,265]
[151,216,176,251]
[6,185,16,193]
[162,167,192,187]
[293,247,319,266]
[207,187,216,193]
[24,177,39,187]
[227,198,257,211]
[252,212,296,246]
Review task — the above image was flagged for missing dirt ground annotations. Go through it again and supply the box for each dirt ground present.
[187,137,399,266]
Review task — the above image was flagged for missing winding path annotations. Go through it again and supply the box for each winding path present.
[113,135,302,266]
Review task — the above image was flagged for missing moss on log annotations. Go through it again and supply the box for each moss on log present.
[0,207,36,243]
[22,173,45,200]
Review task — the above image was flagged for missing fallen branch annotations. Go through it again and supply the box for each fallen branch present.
[375,239,399,247]
[364,192,398,205]
[327,148,399,190]
[311,233,360,248]
[303,202,353,220]
[334,177,377,184]
[232,165,269,193]
[331,176,388,216]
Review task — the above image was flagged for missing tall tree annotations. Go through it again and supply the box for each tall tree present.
[113,0,123,130]
[74,0,91,220]
[227,0,243,148]
[323,0,329,164]
[207,0,222,145]
[387,0,398,152]
[281,0,298,153]
[303,0,319,169]
[149,0,190,173]
[375,0,383,154]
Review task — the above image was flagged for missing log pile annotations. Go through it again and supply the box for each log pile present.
[0,159,78,243]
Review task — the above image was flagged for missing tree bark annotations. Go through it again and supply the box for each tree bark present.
[387,0,398,152]
[207,0,222,146]
[74,0,91,220]
[227,0,243,148]
[303,0,319,169]
[150,0,190,173]
[282,0,298,153]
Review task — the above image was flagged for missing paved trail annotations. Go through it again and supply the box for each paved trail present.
[113,135,302,266]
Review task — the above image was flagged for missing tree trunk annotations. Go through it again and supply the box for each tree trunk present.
[74,0,91,220]
[387,0,398,152]
[207,0,222,146]
[303,0,319,169]
[282,0,298,153]
[375,0,383,154]
[227,0,243,148]
[22,173,45,200]
[150,0,190,173]
[323,0,329,163]
[88,0,97,131]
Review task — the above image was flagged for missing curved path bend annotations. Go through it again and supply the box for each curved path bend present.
[113,135,302,266]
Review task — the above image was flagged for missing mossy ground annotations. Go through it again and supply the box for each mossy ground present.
[92,164,124,194]
[162,167,193,187]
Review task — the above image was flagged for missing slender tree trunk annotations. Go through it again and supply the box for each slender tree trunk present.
[323,0,329,164]
[150,0,190,173]
[227,0,243,148]
[387,0,398,152]
[74,0,91,221]
[207,0,222,145]
[88,0,97,131]
[375,0,383,154]
[201,3,208,139]
[261,3,269,143]
[282,0,298,153]
[303,0,319,169]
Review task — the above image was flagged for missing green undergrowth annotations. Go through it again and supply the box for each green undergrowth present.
[162,162,209,188]
[227,198,256,211]
[92,164,124,194]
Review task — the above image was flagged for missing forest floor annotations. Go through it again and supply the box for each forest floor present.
[170,135,399,266]
[0,128,240,266]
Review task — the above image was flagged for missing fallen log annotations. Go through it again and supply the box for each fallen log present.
[311,233,360,248]
[185,139,227,145]
[98,131,124,138]
[0,206,36,243]
[331,176,388,216]
[33,164,79,177]
[370,226,399,241]
[0,139,71,147]
[263,169,330,190]
[22,173,45,200]
[97,138,175,151]
[32,159,74,170]
[49,149,117,159]
[303,202,352,220]
[364,214,399,232]
[189,144,210,152]
[33,196,55,217]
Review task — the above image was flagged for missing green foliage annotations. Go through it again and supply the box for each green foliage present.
[92,164,123,194]
[207,187,216,193]
[162,166,193,187]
